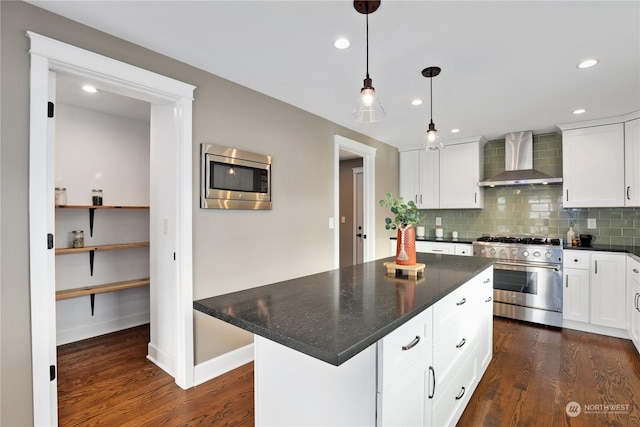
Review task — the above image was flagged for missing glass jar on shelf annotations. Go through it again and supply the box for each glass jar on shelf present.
[55,187,67,206]
[91,189,103,206]
[72,230,84,248]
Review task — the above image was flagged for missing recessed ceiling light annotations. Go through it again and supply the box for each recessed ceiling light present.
[577,59,598,69]
[411,99,423,106]
[573,109,586,115]
[82,85,98,93]
[334,38,350,49]
[451,129,460,133]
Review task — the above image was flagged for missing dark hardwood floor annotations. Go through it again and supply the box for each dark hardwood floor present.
[58,318,640,426]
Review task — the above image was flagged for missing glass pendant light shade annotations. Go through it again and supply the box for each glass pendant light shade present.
[351,77,386,122]
[425,120,443,150]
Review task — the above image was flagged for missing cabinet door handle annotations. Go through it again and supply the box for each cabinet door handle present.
[415,195,418,204]
[484,278,490,283]
[565,275,569,288]
[566,189,569,202]
[456,298,466,306]
[474,192,477,203]
[402,336,420,351]
[432,249,444,253]
[636,293,640,311]
[634,268,639,274]
[595,260,598,274]
[627,186,631,200]
[485,296,492,303]
[456,338,466,348]
[455,386,466,400]
[420,194,423,205]
[428,366,435,399]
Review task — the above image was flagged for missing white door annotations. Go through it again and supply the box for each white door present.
[354,168,364,264]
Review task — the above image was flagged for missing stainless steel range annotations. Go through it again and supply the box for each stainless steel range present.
[473,236,563,327]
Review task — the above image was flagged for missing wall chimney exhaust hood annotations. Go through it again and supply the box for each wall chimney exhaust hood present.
[479,131,562,187]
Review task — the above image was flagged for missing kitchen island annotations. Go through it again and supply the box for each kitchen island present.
[194,253,494,426]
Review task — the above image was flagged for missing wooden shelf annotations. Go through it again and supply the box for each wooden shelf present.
[55,242,149,255]
[55,205,149,209]
[56,278,150,300]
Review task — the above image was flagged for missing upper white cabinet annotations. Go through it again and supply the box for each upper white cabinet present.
[399,150,439,209]
[624,118,640,206]
[561,123,625,207]
[558,112,640,208]
[399,136,485,210]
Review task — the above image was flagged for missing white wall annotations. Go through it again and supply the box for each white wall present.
[54,104,151,345]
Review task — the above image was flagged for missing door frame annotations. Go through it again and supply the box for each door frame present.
[28,32,195,426]
[352,167,363,265]
[333,135,376,267]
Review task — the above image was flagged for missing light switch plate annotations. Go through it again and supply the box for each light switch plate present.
[587,218,596,229]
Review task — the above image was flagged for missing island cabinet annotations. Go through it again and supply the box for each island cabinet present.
[195,254,494,427]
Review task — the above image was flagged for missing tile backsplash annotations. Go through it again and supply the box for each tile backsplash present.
[419,132,640,245]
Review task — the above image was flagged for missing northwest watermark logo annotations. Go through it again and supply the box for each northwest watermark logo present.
[566,401,630,417]
[566,401,581,417]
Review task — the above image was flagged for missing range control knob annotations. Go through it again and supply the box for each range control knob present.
[500,249,507,256]
[533,251,541,258]
[523,250,530,257]
[480,248,486,255]
[511,249,518,256]
[490,249,496,256]
[545,252,552,259]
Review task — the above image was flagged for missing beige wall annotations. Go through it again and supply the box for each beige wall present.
[0,2,399,424]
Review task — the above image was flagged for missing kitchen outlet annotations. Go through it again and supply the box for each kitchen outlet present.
[436,217,442,226]
[329,217,335,229]
[587,218,596,229]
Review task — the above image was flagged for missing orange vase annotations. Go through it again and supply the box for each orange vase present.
[396,225,417,265]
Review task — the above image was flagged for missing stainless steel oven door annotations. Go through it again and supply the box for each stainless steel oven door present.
[493,261,562,312]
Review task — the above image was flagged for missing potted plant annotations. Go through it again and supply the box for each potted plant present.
[379,193,424,265]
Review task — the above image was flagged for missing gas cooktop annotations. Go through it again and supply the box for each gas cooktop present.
[476,235,562,246]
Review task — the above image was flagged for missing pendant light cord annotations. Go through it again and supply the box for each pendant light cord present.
[365,12,370,79]
[430,76,433,122]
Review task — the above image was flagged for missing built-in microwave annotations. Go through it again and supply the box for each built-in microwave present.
[200,143,272,210]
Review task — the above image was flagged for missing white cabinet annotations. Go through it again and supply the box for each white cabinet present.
[430,267,492,427]
[624,118,640,206]
[439,138,484,208]
[626,257,640,354]
[454,243,472,256]
[590,252,626,329]
[399,136,485,210]
[416,241,454,254]
[563,251,590,323]
[561,123,625,207]
[399,150,439,209]
[377,307,432,426]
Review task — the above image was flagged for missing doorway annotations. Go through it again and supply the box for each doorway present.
[333,135,376,268]
[28,32,195,426]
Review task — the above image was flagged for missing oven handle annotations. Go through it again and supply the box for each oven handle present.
[495,261,560,272]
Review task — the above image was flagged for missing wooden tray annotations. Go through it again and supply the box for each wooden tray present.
[383,262,425,279]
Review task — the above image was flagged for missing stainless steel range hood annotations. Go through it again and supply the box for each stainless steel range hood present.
[479,131,562,187]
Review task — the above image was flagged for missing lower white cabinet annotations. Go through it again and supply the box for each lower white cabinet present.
[562,250,628,337]
[563,251,590,323]
[627,257,640,354]
[377,266,493,427]
[416,241,454,255]
[590,252,626,329]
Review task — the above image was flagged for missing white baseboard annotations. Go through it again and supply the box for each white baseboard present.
[56,312,150,345]
[562,320,631,340]
[147,342,176,378]
[194,343,254,386]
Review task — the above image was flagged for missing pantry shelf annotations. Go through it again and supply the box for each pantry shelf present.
[55,205,149,236]
[56,243,149,276]
[56,278,150,316]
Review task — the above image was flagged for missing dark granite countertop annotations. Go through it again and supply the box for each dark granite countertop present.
[194,254,494,366]
[390,236,475,244]
[564,244,640,259]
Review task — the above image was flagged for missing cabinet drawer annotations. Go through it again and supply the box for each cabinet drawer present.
[433,284,473,341]
[563,251,590,269]
[432,346,478,427]
[433,318,476,385]
[377,308,431,393]
[454,244,472,256]
[416,241,454,254]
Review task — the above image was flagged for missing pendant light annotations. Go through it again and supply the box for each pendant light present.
[422,66,444,150]
[351,0,386,123]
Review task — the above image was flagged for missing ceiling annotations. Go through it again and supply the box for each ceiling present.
[31,0,640,149]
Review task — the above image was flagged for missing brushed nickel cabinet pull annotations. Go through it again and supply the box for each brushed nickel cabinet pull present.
[455,386,466,400]
[627,186,631,200]
[428,366,435,399]
[485,296,492,302]
[595,260,598,274]
[402,336,420,351]
[456,338,466,348]
[566,189,569,201]
[456,298,466,306]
